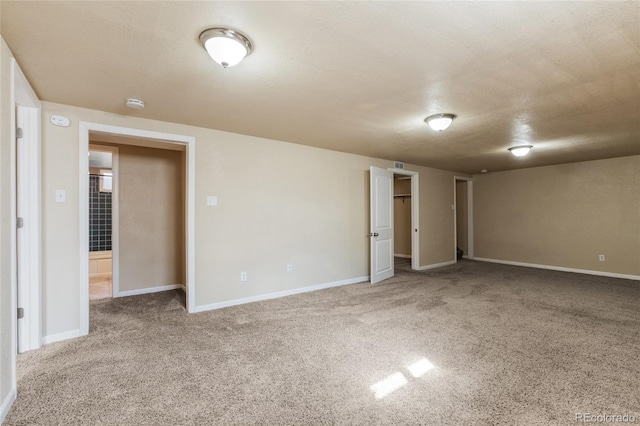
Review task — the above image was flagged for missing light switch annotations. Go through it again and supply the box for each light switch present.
[207,196,218,206]
[55,190,66,203]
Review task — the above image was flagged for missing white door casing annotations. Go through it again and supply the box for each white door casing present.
[79,122,197,338]
[370,166,394,284]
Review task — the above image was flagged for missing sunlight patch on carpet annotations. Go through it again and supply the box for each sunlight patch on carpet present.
[370,372,408,399]
[407,358,436,378]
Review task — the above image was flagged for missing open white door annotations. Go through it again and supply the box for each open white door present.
[14,59,42,353]
[370,166,394,284]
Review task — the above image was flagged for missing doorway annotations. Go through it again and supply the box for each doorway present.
[79,122,196,337]
[454,177,473,261]
[88,136,187,304]
[369,166,419,284]
[88,146,116,300]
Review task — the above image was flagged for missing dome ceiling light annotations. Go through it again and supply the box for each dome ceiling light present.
[424,113,456,131]
[126,98,145,109]
[508,145,533,157]
[200,27,253,68]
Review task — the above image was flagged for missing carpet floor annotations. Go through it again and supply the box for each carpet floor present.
[5,259,640,425]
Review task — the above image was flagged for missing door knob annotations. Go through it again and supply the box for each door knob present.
[369,232,379,237]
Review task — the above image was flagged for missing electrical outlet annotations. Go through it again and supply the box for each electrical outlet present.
[287,263,293,272]
[598,255,605,262]
[240,272,247,281]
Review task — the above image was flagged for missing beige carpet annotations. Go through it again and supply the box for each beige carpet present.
[5,259,640,425]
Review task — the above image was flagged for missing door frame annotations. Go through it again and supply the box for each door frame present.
[79,122,196,336]
[388,168,419,270]
[88,144,119,297]
[453,176,473,260]
[13,58,42,354]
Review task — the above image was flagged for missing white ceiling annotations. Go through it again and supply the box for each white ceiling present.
[2,1,639,173]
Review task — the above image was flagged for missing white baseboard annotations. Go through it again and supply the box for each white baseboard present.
[115,284,182,298]
[415,260,456,271]
[193,276,369,313]
[473,257,640,281]
[394,254,412,259]
[43,329,83,345]
[0,388,16,424]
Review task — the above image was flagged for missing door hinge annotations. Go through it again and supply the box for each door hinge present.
[17,307,24,319]
[17,217,24,229]
[16,127,23,139]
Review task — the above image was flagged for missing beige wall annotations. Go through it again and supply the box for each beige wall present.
[474,156,640,276]
[393,178,411,257]
[92,143,185,292]
[456,180,468,254]
[40,101,462,337]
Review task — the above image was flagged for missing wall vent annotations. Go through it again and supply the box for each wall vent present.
[393,161,405,170]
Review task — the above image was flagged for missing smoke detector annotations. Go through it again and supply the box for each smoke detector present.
[126,98,145,109]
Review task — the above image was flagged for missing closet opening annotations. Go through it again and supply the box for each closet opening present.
[393,174,412,270]
[454,177,473,262]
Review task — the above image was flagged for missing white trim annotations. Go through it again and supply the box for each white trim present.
[193,276,369,313]
[79,122,196,340]
[473,257,640,281]
[0,388,16,424]
[415,260,457,271]
[89,145,119,298]
[185,131,196,313]
[13,61,40,107]
[467,181,473,259]
[453,176,474,262]
[9,59,17,409]
[388,168,419,271]
[115,284,183,298]
[79,126,90,335]
[43,329,83,345]
[394,254,411,259]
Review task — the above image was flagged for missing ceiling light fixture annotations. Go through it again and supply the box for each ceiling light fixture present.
[200,28,253,68]
[508,145,533,157]
[424,113,456,131]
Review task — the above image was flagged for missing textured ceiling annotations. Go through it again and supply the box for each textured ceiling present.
[2,1,639,173]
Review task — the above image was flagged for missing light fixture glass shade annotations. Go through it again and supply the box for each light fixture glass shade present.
[508,145,533,157]
[200,28,252,68]
[424,113,456,131]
